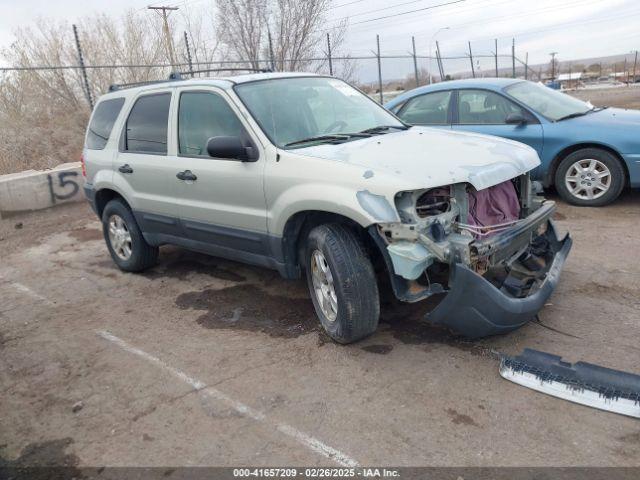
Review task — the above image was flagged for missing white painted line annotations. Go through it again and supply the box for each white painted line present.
[97,330,359,467]
[6,280,55,306]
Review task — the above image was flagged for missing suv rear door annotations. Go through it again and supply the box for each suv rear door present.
[170,87,268,257]
[114,90,182,236]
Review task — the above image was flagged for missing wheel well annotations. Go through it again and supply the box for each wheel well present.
[94,189,127,218]
[547,143,629,187]
[281,211,382,279]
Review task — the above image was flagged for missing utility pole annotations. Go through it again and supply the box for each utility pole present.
[633,50,638,84]
[494,38,498,77]
[148,6,178,69]
[326,33,333,76]
[376,34,383,103]
[524,52,529,80]
[412,36,419,87]
[184,31,194,77]
[72,24,93,109]
[468,41,475,78]
[549,52,558,81]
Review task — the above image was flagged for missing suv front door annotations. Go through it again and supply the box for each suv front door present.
[171,88,268,257]
[451,89,544,156]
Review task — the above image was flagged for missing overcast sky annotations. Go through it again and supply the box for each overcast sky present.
[1,0,639,80]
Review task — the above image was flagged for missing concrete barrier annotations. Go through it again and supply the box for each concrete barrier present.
[0,162,84,218]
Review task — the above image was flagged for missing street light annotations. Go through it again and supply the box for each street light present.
[429,26,450,84]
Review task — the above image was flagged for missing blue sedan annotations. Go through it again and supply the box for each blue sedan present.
[385,78,640,206]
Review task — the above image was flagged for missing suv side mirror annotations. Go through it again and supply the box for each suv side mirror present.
[505,112,526,125]
[206,136,257,161]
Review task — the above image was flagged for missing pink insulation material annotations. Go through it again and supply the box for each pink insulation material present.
[467,180,520,235]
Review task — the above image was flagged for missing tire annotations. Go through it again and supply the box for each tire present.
[304,223,379,344]
[554,148,625,206]
[101,198,158,272]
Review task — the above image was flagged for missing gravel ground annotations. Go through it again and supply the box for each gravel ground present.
[568,85,640,109]
[1,191,639,468]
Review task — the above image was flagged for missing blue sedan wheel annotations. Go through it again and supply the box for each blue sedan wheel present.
[564,158,611,201]
[555,148,625,207]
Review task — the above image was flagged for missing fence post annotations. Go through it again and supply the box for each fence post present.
[468,41,475,78]
[435,40,445,80]
[376,35,383,103]
[494,38,498,77]
[326,33,333,76]
[268,30,276,71]
[633,50,638,83]
[624,58,628,84]
[524,52,529,80]
[412,36,419,87]
[72,24,93,110]
[511,38,516,78]
[184,31,194,77]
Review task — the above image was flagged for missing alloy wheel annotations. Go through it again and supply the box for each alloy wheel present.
[310,249,338,322]
[107,214,133,260]
[564,158,611,201]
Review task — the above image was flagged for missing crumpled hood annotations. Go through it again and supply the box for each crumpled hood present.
[292,127,540,190]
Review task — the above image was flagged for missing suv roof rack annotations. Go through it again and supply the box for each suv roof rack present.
[108,67,273,92]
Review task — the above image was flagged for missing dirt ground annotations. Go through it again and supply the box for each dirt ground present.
[568,85,640,109]
[1,192,639,468]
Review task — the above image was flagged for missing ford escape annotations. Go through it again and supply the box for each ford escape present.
[82,72,572,344]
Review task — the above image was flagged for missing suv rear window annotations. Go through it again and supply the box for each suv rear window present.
[124,93,171,154]
[86,98,125,150]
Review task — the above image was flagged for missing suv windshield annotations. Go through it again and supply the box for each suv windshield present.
[234,77,405,148]
[504,81,592,121]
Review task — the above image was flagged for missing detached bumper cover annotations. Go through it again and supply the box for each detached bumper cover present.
[428,222,572,338]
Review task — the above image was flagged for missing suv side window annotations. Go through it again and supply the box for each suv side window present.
[86,98,125,150]
[124,93,171,154]
[178,91,248,157]
[457,89,523,125]
[397,91,451,125]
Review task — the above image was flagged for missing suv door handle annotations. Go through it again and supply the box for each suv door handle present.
[118,164,134,174]
[176,170,197,182]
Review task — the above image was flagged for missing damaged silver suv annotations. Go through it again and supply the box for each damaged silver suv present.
[82,72,572,344]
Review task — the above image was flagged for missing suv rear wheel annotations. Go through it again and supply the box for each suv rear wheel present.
[102,199,158,272]
[304,224,379,344]
[555,148,625,206]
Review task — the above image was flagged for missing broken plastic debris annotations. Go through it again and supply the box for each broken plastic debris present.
[500,348,640,419]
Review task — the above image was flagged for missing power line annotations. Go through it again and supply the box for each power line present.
[327,0,499,33]
[329,0,367,10]
[329,0,443,23]
[323,0,466,31]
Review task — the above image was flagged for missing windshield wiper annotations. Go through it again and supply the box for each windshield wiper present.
[555,110,591,122]
[556,105,608,122]
[284,134,353,148]
[359,125,409,134]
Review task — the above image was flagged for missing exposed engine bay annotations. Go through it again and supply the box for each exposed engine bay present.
[370,173,571,337]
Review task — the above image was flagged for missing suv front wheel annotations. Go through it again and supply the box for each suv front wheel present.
[102,198,159,272]
[304,224,379,344]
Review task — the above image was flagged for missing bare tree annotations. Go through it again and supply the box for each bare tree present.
[216,0,267,70]
[0,10,180,174]
[214,0,354,77]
